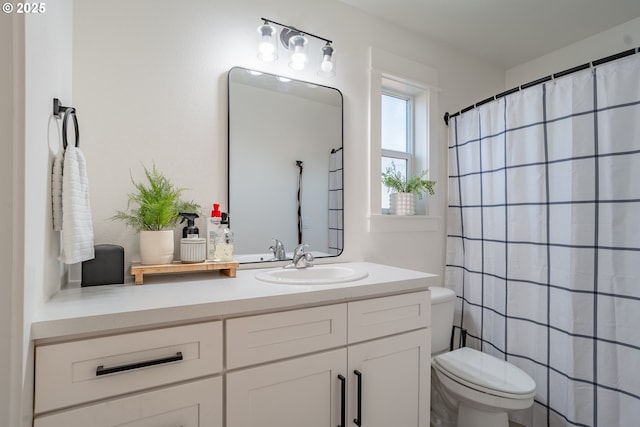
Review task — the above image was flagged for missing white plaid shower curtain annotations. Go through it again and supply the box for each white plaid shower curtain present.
[445,54,640,426]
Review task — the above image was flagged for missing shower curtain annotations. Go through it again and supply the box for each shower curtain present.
[445,54,640,426]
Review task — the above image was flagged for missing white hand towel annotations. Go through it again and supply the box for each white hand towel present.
[51,149,63,231]
[60,146,95,264]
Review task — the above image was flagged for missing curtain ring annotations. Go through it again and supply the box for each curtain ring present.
[62,108,79,149]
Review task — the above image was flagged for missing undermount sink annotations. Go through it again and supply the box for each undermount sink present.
[255,265,369,285]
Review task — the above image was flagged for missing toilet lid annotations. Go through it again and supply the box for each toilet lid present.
[434,347,536,395]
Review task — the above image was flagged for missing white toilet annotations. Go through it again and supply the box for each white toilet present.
[430,286,536,427]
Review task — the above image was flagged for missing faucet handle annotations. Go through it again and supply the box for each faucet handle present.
[269,239,286,260]
[271,239,285,250]
[293,243,308,254]
[291,243,313,268]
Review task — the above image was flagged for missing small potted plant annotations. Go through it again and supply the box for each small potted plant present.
[382,163,436,215]
[112,163,200,265]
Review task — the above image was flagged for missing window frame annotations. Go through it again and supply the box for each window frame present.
[380,91,414,213]
[368,47,440,232]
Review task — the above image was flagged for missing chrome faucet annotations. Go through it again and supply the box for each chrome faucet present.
[287,243,314,269]
[269,239,287,261]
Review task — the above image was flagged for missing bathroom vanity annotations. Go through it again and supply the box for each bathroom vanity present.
[31,262,435,427]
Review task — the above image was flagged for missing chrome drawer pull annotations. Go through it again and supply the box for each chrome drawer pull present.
[96,352,183,376]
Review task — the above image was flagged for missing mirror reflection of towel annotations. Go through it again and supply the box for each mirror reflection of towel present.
[59,146,95,264]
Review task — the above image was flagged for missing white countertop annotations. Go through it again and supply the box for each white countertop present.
[32,262,437,341]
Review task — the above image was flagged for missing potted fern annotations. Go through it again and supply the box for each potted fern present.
[113,164,200,265]
[382,163,436,215]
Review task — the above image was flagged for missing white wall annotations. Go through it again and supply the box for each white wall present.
[24,1,73,304]
[73,0,505,279]
[506,17,640,88]
[18,2,74,425]
[2,3,73,425]
[1,11,25,427]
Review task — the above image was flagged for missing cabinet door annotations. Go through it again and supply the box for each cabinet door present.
[227,348,347,427]
[348,329,430,427]
[33,376,222,427]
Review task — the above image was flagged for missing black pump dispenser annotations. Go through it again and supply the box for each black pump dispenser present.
[180,212,200,238]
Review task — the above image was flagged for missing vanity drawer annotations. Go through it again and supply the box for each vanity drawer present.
[34,376,222,427]
[348,291,430,343]
[226,303,347,369]
[34,321,223,414]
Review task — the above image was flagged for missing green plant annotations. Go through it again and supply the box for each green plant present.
[382,163,436,199]
[112,163,200,231]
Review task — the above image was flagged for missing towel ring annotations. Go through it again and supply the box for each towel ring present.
[62,108,79,149]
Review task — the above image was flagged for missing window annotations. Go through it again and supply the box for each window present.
[381,92,412,211]
[368,48,439,230]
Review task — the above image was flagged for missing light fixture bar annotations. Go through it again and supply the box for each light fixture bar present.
[257,17,336,76]
[261,17,332,45]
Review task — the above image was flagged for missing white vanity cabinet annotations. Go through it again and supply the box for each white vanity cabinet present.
[33,321,223,427]
[32,263,434,427]
[347,292,431,427]
[347,329,430,427]
[225,291,431,427]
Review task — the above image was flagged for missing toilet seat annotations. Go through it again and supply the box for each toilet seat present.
[433,347,536,399]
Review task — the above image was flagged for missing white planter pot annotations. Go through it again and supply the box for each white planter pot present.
[390,192,416,215]
[139,230,174,265]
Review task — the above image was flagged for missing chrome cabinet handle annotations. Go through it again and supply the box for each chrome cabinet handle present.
[96,352,183,376]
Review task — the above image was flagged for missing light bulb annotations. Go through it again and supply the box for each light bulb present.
[288,34,308,71]
[291,50,307,70]
[321,55,334,73]
[318,43,335,77]
[257,23,277,62]
[258,38,276,61]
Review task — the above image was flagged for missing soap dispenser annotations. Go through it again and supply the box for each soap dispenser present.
[213,212,234,262]
[207,203,222,261]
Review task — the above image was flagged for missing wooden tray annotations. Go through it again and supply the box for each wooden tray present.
[130,260,239,285]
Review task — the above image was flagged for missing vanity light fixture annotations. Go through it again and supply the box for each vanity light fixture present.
[257,18,335,77]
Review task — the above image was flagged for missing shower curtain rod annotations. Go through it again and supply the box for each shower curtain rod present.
[443,46,640,126]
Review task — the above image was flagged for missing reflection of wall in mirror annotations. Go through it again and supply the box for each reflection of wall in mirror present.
[229,80,341,255]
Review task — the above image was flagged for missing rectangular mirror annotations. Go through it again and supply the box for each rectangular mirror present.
[228,67,343,263]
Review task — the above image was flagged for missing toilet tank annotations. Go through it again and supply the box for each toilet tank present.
[430,286,456,354]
